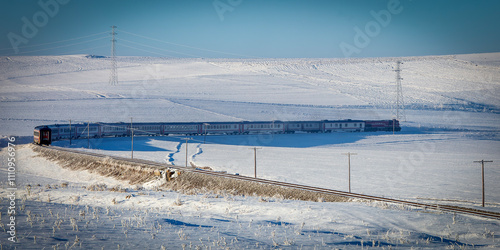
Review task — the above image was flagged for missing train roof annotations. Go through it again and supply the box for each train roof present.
[34,119,394,129]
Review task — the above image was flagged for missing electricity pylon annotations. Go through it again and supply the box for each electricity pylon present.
[393,61,405,121]
[109,25,118,85]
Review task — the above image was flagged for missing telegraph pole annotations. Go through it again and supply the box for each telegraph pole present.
[250,147,262,178]
[87,121,90,149]
[131,117,134,159]
[109,25,118,85]
[69,119,72,145]
[203,123,210,144]
[342,152,357,193]
[183,138,192,168]
[473,160,493,207]
[392,118,395,135]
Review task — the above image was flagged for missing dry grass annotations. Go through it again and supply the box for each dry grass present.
[161,171,348,202]
[32,145,348,203]
[32,145,157,185]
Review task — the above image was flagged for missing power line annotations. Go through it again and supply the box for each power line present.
[119,43,174,57]
[48,44,109,56]
[119,38,198,57]
[7,36,109,55]
[61,119,229,147]
[118,28,262,58]
[0,31,109,51]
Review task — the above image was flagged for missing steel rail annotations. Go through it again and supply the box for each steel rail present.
[40,145,500,220]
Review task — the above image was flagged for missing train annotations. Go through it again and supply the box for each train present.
[33,119,401,145]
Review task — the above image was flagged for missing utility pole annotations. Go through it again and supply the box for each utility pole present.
[250,147,262,178]
[203,123,210,144]
[183,138,192,168]
[69,119,72,145]
[342,152,357,193]
[109,25,118,85]
[131,117,134,159]
[87,121,90,149]
[473,160,493,207]
[392,118,395,135]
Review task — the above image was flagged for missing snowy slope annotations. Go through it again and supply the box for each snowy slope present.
[1,53,499,136]
[1,53,499,248]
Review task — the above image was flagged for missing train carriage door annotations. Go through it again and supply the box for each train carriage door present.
[42,131,49,140]
[40,128,52,145]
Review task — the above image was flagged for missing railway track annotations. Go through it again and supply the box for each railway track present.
[41,145,500,220]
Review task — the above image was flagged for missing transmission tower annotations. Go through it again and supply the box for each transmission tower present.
[393,61,406,121]
[109,25,118,85]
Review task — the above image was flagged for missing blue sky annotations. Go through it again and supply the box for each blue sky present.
[1,0,499,58]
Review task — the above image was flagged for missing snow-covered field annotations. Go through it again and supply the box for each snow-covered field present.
[1,53,500,248]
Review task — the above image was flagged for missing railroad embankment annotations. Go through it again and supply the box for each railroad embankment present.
[32,145,348,202]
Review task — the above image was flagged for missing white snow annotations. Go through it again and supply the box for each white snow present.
[1,53,499,248]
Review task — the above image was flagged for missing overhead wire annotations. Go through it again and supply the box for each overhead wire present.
[2,28,262,58]
[10,36,109,55]
[118,28,262,58]
[119,43,174,57]
[0,31,109,51]
[57,120,238,146]
[119,38,199,57]
[50,44,109,56]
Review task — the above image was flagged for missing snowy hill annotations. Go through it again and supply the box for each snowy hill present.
[1,53,499,137]
[1,53,499,248]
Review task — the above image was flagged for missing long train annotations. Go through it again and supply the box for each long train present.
[34,119,401,145]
